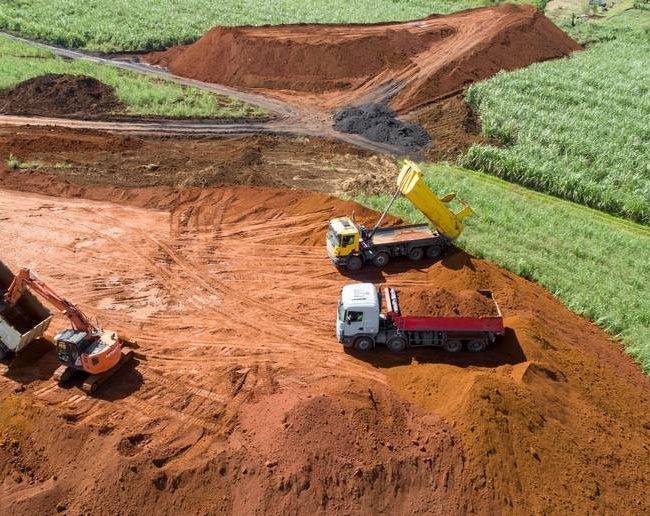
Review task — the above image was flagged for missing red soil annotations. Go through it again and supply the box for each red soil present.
[0,171,648,514]
[397,287,499,317]
[145,4,581,112]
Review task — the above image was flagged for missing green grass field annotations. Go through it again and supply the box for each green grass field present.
[0,0,490,52]
[0,36,265,118]
[358,164,650,373]
[462,9,650,224]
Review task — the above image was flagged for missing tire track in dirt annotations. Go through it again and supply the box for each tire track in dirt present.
[0,186,384,437]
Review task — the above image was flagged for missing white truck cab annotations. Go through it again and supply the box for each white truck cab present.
[336,283,381,349]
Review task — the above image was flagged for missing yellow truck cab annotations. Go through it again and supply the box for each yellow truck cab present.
[326,216,361,263]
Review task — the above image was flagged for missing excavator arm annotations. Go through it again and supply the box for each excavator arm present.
[396,161,472,240]
[3,268,98,334]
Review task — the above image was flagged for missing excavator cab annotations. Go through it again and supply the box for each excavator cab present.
[54,329,87,366]
[326,217,360,260]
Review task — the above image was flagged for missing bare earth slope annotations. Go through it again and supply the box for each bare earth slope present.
[145,4,580,111]
[0,172,648,515]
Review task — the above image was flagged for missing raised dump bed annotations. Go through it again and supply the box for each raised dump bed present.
[0,260,52,358]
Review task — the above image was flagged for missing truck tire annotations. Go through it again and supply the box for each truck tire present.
[372,252,390,268]
[467,339,486,352]
[387,335,407,353]
[346,256,363,272]
[408,247,424,261]
[444,339,462,353]
[354,336,374,352]
[426,243,445,259]
[0,344,7,361]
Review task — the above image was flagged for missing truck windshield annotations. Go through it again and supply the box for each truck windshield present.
[327,224,340,247]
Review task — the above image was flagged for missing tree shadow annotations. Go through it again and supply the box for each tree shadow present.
[347,328,526,369]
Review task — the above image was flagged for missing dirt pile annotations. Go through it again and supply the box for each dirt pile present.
[0,74,123,117]
[145,4,581,112]
[0,175,648,514]
[334,103,431,150]
[396,287,499,317]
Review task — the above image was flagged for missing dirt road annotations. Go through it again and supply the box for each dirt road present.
[1,179,648,514]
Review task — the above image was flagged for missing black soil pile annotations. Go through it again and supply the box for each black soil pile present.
[0,74,123,117]
[334,103,431,150]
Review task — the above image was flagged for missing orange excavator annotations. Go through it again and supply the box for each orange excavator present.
[2,268,133,393]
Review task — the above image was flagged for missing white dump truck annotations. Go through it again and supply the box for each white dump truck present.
[336,283,504,352]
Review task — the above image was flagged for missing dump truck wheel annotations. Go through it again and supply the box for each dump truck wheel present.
[346,256,362,271]
[426,243,444,259]
[354,336,374,352]
[372,252,390,268]
[467,339,486,352]
[408,247,424,261]
[444,340,462,353]
[387,336,407,353]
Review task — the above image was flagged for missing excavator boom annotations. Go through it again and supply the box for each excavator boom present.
[396,161,472,240]
[2,266,131,393]
[4,268,97,334]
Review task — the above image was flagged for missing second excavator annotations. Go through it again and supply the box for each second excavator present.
[327,160,473,271]
[0,267,133,393]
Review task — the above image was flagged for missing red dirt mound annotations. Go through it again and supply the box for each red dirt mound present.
[397,287,499,317]
[145,4,580,111]
[0,74,123,117]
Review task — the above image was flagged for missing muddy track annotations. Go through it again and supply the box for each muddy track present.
[0,32,414,157]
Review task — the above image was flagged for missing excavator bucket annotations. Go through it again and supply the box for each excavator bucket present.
[397,161,473,240]
[0,260,52,357]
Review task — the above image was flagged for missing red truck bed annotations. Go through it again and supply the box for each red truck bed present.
[383,287,505,335]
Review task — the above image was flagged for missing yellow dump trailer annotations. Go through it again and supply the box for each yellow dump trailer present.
[397,161,472,240]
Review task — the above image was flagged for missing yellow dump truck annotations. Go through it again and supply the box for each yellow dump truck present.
[327,161,472,271]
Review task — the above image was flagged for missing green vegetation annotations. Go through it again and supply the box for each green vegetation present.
[0,0,493,52]
[6,154,39,170]
[462,9,650,223]
[358,164,650,373]
[0,36,265,118]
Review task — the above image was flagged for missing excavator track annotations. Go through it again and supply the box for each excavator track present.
[53,364,74,384]
[82,349,134,394]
